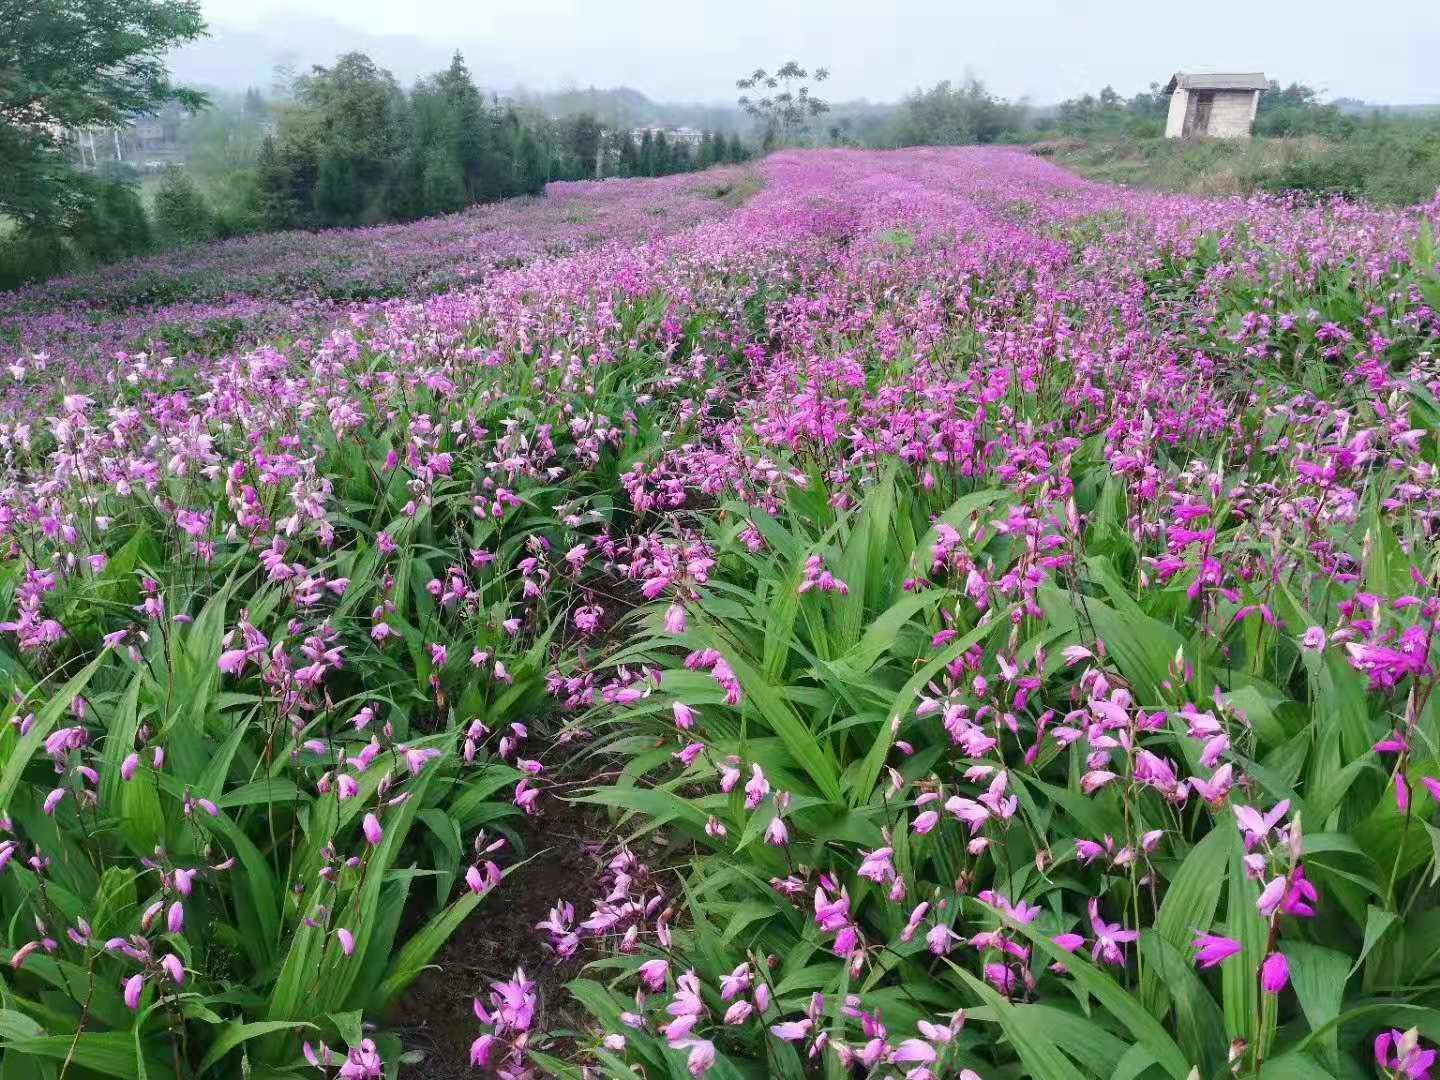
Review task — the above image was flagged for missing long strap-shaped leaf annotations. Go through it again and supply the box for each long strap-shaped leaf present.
[691,613,843,805]
[992,904,1193,1080]
[0,652,105,813]
[852,607,1011,807]
[948,965,1085,1080]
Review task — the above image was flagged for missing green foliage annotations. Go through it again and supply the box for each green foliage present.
[0,0,206,231]
[891,78,1027,147]
[737,62,831,146]
[1254,81,1355,139]
[1050,118,1440,207]
[1256,121,1440,205]
[0,176,151,289]
[152,164,214,245]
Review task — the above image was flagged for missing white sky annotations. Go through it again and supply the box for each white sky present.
[189,0,1440,103]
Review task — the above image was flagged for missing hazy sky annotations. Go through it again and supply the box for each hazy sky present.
[191,0,1440,103]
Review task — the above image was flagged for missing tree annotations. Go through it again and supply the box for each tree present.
[1254,80,1351,138]
[1053,82,1165,138]
[429,53,488,199]
[314,152,361,224]
[616,131,640,177]
[153,165,213,245]
[736,62,831,147]
[0,0,206,230]
[516,128,548,194]
[421,144,466,215]
[639,129,656,177]
[283,52,404,224]
[249,134,299,229]
[564,112,603,179]
[892,78,1023,147]
[71,177,152,262]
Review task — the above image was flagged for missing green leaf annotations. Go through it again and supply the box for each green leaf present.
[0,1032,167,1079]
[692,616,842,804]
[216,778,307,809]
[1223,824,1270,1052]
[1025,1004,1128,1076]
[1280,942,1349,1069]
[1140,932,1227,1079]
[949,965,1084,1080]
[0,653,105,813]
[374,887,487,1005]
[853,611,1007,807]
[198,1020,316,1076]
[1143,824,1228,1014]
[826,588,952,679]
[1258,1052,1338,1079]
[1350,905,1397,977]
[998,914,1190,1079]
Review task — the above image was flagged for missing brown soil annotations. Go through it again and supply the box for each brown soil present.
[388,798,613,1078]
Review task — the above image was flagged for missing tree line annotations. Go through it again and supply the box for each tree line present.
[2,0,750,290]
[846,76,1359,149]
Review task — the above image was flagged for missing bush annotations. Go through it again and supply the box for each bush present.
[153,165,215,246]
[71,179,153,263]
[0,179,151,290]
[0,228,72,291]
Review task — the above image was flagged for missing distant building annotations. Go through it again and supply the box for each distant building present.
[628,125,704,148]
[1163,73,1266,138]
[67,105,193,169]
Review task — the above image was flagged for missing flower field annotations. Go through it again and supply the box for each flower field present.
[2,147,1440,1080]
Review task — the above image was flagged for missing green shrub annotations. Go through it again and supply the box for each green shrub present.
[153,165,215,246]
[71,180,153,263]
[0,228,72,290]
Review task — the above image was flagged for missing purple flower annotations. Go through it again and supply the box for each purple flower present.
[469,1034,494,1068]
[1191,932,1242,969]
[770,1019,811,1041]
[362,812,383,846]
[1280,865,1319,918]
[1260,951,1289,993]
[638,958,669,991]
[1234,800,1289,850]
[122,973,145,1010]
[1257,875,1287,917]
[1051,932,1086,953]
[1376,1028,1436,1078]
[217,649,248,675]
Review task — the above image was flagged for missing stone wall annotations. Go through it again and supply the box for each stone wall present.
[1206,90,1259,138]
[1164,88,1258,139]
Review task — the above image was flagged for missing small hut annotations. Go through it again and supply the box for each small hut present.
[1163,73,1267,138]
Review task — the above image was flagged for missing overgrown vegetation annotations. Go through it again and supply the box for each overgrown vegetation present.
[1040,121,1440,205]
[857,76,1439,208]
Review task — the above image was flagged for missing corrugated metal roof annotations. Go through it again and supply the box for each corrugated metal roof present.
[1164,72,1268,93]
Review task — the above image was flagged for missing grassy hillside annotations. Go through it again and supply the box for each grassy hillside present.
[1041,127,1440,205]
